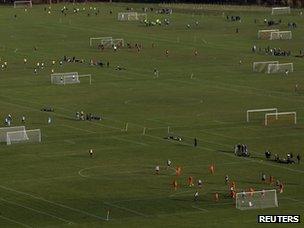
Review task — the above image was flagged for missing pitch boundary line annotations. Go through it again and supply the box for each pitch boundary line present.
[0,215,32,228]
[104,202,149,218]
[0,185,106,221]
[0,198,74,225]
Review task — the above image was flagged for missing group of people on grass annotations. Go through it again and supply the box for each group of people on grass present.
[76,111,102,121]
[153,158,285,203]
[252,45,291,57]
[234,144,249,157]
[265,150,300,164]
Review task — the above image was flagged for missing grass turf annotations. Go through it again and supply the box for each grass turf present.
[0,2,303,227]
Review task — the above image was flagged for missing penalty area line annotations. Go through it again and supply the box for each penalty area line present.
[192,205,209,212]
[104,202,150,218]
[0,215,32,228]
[0,185,106,221]
[0,198,74,224]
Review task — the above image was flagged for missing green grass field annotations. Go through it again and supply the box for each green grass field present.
[0,2,303,227]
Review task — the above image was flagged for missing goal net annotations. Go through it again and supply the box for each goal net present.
[246,108,278,122]
[112,39,124,47]
[89,37,113,47]
[271,7,291,15]
[252,61,279,73]
[0,126,26,143]
[267,63,293,74]
[270,31,292,40]
[6,129,41,145]
[265,112,297,126]
[236,189,278,210]
[118,12,141,21]
[51,72,80,85]
[136,13,148,21]
[258,29,279,40]
[14,1,32,8]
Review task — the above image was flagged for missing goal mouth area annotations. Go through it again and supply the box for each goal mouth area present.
[236,189,278,210]
[265,112,297,126]
[13,1,32,8]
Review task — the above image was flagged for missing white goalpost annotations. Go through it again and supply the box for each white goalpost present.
[89,37,124,48]
[0,126,26,142]
[246,108,278,122]
[89,37,112,47]
[6,129,41,145]
[118,12,147,21]
[265,112,297,126]
[267,63,293,74]
[79,74,92,85]
[270,31,292,40]
[14,1,32,8]
[51,72,91,85]
[252,61,279,73]
[112,38,125,47]
[257,29,279,39]
[236,189,278,210]
[271,7,291,15]
[51,72,79,85]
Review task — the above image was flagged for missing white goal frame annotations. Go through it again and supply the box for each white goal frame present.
[271,7,291,15]
[265,112,297,126]
[89,37,112,47]
[79,74,92,85]
[51,72,79,85]
[257,29,279,39]
[6,129,41,145]
[0,126,26,142]
[270,31,292,40]
[267,63,293,74]
[112,38,125,47]
[236,189,278,210]
[253,61,279,73]
[14,1,32,8]
[247,108,278,122]
[118,12,146,21]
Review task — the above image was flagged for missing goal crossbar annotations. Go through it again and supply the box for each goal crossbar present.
[247,108,278,122]
[265,111,297,126]
[271,7,291,15]
[14,1,32,8]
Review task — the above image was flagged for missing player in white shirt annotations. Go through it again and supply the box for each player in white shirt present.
[155,165,160,175]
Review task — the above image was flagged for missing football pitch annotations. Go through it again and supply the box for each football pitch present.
[0,2,303,227]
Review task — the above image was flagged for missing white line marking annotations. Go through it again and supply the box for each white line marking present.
[0,215,32,228]
[192,205,209,212]
[61,124,96,134]
[0,198,74,224]
[0,185,106,221]
[104,202,149,218]
[112,136,148,146]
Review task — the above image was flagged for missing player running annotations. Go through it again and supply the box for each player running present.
[194,191,199,201]
[166,159,171,169]
[188,176,194,187]
[197,179,202,188]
